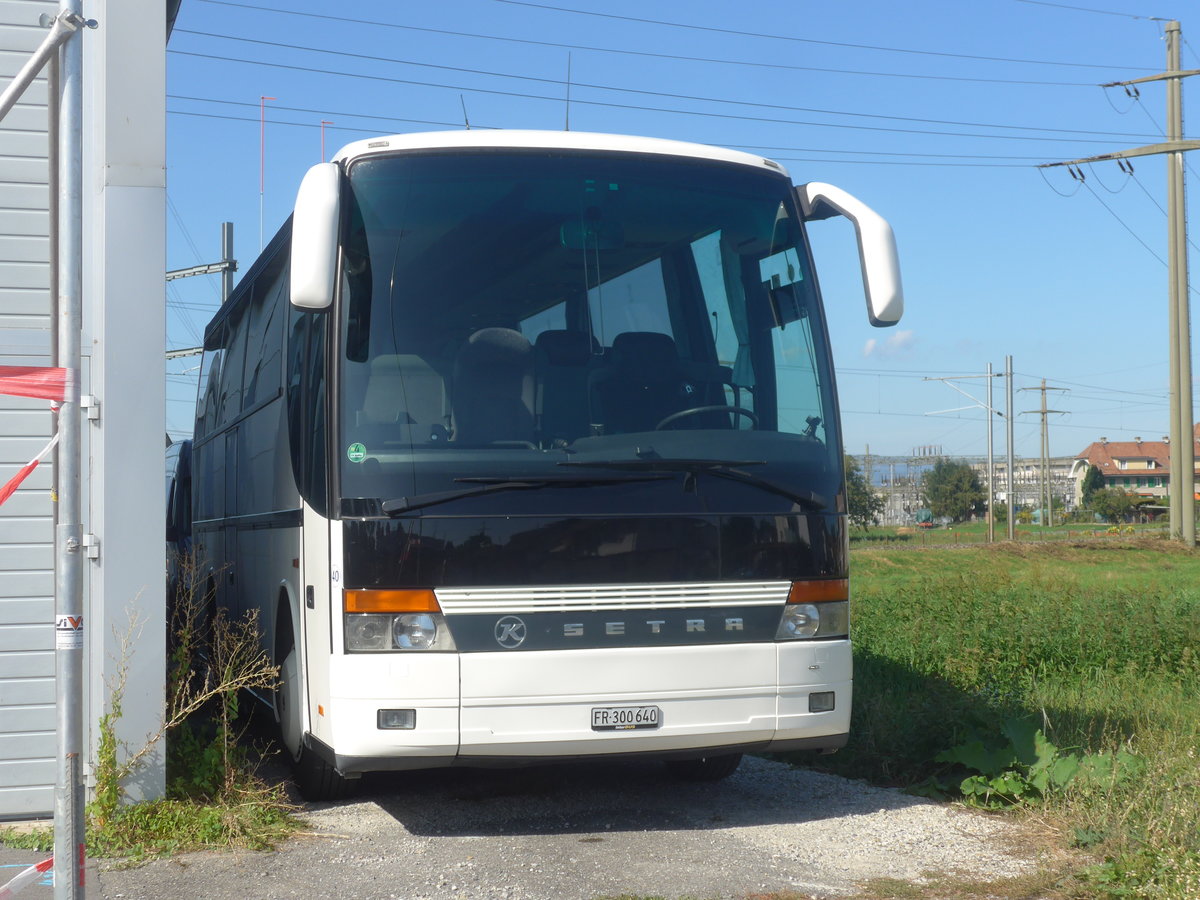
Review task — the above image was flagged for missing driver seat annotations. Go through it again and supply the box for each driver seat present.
[588,332,698,434]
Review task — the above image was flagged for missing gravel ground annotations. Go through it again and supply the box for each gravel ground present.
[2,755,1041,900]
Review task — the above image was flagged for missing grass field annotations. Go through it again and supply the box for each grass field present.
[789,538,1200,898]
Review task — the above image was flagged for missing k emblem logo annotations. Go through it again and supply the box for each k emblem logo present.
[494,615,527,649]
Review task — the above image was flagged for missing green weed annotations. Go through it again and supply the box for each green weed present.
[0,560,300,861]
[785,541,1200,898]
[935,717,1143,809]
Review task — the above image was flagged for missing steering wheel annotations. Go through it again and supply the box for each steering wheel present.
[655,405,759,431]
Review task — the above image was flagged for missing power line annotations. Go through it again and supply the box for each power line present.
[193,0,1101,88]
[169,93,472,132]
[486,0,1155,71]
[738,143,1048,161]
[1015,372,1172,398]
[167,196,222,302]
[168,49,1169,146]
[1013,0,1168,21]
[171,30,1165,142]
[163,95,1062,166]
[1078,177,1169,266]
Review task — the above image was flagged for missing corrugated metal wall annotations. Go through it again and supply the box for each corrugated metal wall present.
[0,0,58,820]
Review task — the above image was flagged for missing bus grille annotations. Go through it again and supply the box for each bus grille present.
[435,581,790,614]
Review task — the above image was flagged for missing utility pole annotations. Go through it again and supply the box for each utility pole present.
[165,221,237,302]
[923,370,1005,541]
[1020,380,1068,527]
[1006,356,1015,541]
[987,362,995,542]
[1040,20,1197,546]
[889,462,896,525]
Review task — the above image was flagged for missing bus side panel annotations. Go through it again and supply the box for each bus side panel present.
[775,639,852,741]
[458,645,780,756]
[300,503,330,748]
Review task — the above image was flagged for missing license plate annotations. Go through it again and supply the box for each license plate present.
[591,705,662,731]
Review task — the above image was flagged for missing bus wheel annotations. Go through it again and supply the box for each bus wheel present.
[665,752,743,782]
[277,643,354,802]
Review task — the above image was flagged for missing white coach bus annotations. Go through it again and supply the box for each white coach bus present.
[190,130,902,799]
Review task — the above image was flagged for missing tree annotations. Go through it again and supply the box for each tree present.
[1081,464,1105,507]
[845,455,884,530]
[1089,487,1139,524]
[921,458,985,523]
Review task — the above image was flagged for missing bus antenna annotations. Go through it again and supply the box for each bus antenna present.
[565,52,572,131]
[459,94,471,130]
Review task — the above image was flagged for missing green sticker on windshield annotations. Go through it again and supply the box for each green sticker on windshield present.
[347,442,366,463]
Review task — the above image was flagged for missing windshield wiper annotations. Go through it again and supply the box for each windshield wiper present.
[557,458,826,511]
[380,473,672,516]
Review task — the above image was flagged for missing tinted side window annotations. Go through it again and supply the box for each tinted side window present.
[307,318,328,517]
[286,307,328,516]
[243,266,286,410]
[195,337,225,441]
[287,307,309,496]
[218,307,248,427]
[193,439,223,521]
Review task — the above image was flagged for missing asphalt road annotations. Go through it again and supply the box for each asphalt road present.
[2,755,1038,900]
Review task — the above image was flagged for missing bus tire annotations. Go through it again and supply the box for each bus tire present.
[277,634,354,802]
[293,742,354,803]
[665,752,743,782]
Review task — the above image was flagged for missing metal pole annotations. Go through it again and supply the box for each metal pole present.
[1167,22,1196,545]
[48,45,59,527]
[54,0,85,894]
[987,362,995,542]
[1036,379,1046,528]
[0,12,77,123]
[220,221,234,302]
[1166,22,1184,540]
[1006,355,1015,541]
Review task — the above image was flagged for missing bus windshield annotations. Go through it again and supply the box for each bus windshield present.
[337,149,841,513]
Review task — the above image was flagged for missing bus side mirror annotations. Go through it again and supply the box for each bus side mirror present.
[796,182,903,328]
[290,162,342,310]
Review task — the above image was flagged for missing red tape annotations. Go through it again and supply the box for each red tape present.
[0,432,59,509]
[0,366,73,402]
[0,856,53,899]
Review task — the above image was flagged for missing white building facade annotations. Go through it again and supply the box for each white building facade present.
[0,0,165,818]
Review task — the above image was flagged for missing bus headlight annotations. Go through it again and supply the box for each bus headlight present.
[393,613,437,649]
[775,601,849,639]
[346,613,392,650]
[776,580,849,640]
[343,589,457,652]
[344,613,457,651]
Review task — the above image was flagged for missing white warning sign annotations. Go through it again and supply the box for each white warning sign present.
[55,614,83,650]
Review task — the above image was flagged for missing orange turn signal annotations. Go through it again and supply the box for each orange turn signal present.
[786,579,848,604]
[343,589,441,614]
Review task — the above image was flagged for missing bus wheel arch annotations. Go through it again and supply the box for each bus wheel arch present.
[274,588,354,800]
[274,590,303,763]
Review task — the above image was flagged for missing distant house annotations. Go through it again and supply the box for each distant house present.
[1069,430,1200,505]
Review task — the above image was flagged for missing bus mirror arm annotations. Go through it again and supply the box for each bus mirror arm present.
[796,182,903,328]
[290,162,342,310]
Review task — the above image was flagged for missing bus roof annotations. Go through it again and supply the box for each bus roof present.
[329,130,790,178]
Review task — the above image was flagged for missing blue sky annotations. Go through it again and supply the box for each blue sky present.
[164,0,1198,461]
